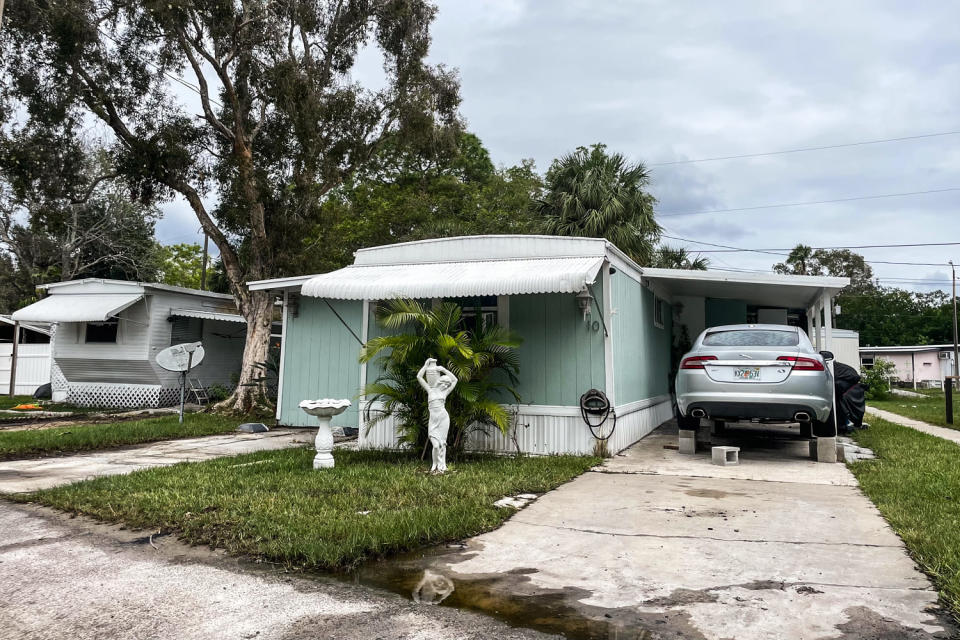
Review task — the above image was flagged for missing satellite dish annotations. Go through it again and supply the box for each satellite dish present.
[156,342,205,372]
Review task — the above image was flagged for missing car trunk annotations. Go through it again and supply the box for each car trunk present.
[702,346,801,384]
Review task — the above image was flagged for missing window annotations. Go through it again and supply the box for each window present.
[861,356,875,370]
[170,316,202,345]
[452,296,500,329]
[85,319,119,343]
[653,297,665,329]
[702,329,799,347]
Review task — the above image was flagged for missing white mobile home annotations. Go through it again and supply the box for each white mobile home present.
[12,279,246,408]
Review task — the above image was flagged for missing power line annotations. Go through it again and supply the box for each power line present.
[659,187,960,218]
[650,130,960,166]
[684,241,960,253]
[660,234,952,267]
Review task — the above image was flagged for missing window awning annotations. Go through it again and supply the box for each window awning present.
[11,293,144,323]
[300,257,606,300]
[169,308,246,323]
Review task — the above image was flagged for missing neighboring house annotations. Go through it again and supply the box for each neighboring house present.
[0,316,53,395]
[811,328,860,370]
[11,279,246,408]
[249,235,848,456]
[859,344,956,388]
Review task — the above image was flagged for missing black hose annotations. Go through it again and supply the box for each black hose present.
[580,388,617,441]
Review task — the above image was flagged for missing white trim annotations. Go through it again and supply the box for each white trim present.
[247,275,315,291]
[275,290,289,421]
[602,261,615,405]
[615,394,672,416]
[358,299,370,431]
[513,404,582,417]
[640,267,849,290]
[169,308,245,323]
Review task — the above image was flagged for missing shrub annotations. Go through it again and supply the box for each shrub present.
[862,359,896,400]
[206,384,232,403]
[360,300,523,455]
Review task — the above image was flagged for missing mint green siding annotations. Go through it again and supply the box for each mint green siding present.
[705,298,747,328]
[279,297,363,428]
[510,292,606,406]
[612,274,672,403]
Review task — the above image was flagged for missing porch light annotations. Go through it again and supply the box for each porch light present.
[576,288,594,321]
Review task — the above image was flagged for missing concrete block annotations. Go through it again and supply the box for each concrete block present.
[816,437,838,463]
[712,446,740,466]
[678,429,696,455]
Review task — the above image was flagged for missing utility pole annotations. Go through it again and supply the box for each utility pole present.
[952,261,959,380]
[200,232,209,291]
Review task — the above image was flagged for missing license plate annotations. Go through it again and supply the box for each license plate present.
[735,367,761,380]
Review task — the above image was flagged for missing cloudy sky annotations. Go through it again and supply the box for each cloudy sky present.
[157,0,960,292]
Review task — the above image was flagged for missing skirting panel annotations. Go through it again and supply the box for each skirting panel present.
[358,397,674,456]
[65,383,184,409]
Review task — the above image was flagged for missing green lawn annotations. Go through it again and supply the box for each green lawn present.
[869,392,957,428]
[849,417,960,619]
[17,448,600,571]
[0,413,241,460]
[0,395,80,413]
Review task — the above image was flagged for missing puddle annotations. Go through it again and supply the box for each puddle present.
[341,544,704,640]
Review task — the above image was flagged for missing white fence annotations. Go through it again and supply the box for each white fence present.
[0,344,52,395]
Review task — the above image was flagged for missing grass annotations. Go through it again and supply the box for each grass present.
[17,448,600,571]
[0,394,81,413]
[0,413,241,460]
[849,416,960,619]
[869,391,957,428]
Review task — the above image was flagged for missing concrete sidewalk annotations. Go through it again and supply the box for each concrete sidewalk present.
[379,423,956,639]
[866,405,960,445]
[0,429,315,493]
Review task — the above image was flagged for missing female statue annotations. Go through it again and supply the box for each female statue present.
[417,358,458,474]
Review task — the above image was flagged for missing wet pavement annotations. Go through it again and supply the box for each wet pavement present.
[0,502,552,640]
[349,423,957,639]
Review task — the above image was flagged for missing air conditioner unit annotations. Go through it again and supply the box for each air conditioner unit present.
[939,352,952,360]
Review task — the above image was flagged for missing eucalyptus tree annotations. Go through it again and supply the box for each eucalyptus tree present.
[536,144,661,265]
[1,0,461,412]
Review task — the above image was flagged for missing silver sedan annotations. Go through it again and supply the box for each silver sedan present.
[675,324,835,436]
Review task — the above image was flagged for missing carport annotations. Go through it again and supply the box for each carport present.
[639,268,850,462]
[640,268,849,353]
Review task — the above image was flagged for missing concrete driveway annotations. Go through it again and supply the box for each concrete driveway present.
[358,423,956,639]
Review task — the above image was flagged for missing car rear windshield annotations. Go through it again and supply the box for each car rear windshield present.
[702,329,800,347]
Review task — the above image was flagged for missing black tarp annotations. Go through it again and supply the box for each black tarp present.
[833,362,866,432]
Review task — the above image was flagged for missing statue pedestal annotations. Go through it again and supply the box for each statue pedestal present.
[298,399,351,470]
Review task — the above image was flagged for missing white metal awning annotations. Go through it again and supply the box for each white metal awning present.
[169,308,246,323]
[11,293,144,323]
[300,257,606,300]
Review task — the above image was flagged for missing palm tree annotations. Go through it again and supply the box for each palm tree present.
[360,299,523,455]
[536,144,661,265]
[652,246,709,270]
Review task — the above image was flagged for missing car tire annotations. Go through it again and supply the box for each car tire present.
[813,412,836,437]
[676,409,699,430]
[799,421,812,439]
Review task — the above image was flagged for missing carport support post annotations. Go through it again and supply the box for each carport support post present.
[817,292,838,463]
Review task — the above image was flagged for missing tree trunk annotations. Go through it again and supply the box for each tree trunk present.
[214,288,273,414]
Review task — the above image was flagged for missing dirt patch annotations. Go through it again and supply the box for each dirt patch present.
[684,488,744,499]
[828,606,953,639]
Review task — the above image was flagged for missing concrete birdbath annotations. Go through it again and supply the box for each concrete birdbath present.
[299,399,352,469]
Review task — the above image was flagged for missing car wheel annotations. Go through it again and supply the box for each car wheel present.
[813,412,836,437]
[676,409,699,430]
[799,421,812,439]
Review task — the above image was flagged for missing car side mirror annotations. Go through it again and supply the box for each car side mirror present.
[819,350,835,362]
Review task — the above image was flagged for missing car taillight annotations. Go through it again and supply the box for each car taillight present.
[681,355,717,369]
[777,356,825,371]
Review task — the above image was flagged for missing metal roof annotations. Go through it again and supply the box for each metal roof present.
[11,293,144,323]
[169,308,246,323]
[40,278,234,300]
[860,344,956,353]
[300,256,606,300]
